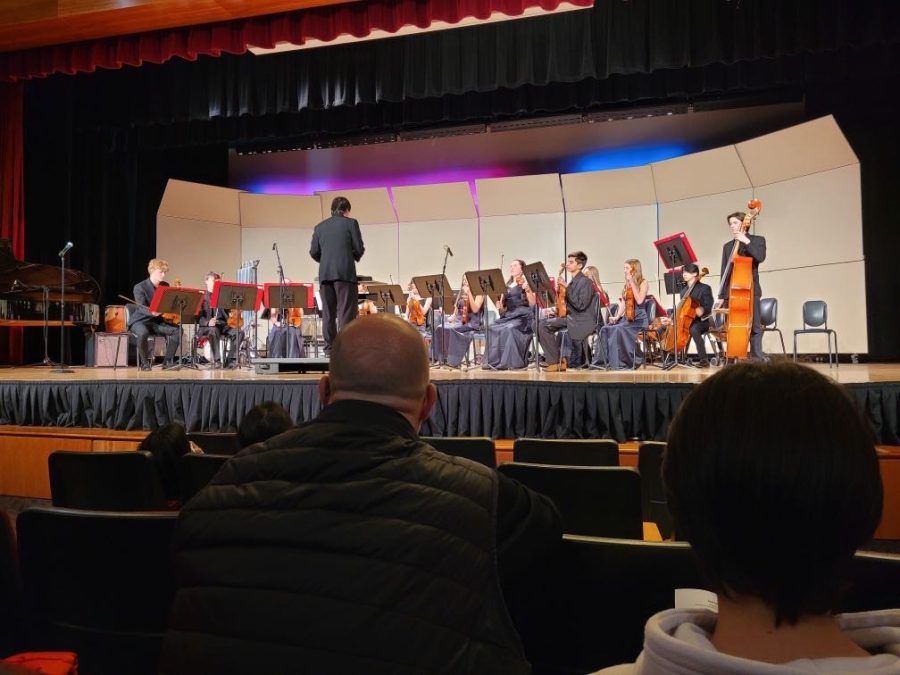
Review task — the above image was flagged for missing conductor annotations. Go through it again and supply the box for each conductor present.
[310,196,365,354]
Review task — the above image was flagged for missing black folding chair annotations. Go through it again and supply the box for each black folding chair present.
[177,453,230,503]
[637,441,673,539]
[16,507,178,675]
[421,436,496,468]
[498,463,642,539]
[48,450,167,511]
[514,438,619,467]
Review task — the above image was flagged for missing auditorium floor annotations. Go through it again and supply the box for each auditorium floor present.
[1,362,898,384]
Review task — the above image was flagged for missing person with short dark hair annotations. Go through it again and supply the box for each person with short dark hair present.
[658,263,714,366]
[196,271,241,368]
[716,210,767,360]
[162,314,561,674]
[538,251,597,371]
[598,362,899,674]
[236,401,294,448]
[309,196,365,354]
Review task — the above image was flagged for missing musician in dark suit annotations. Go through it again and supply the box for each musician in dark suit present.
[127,258,180,371]
[197,272,241,369]
[538,251,597,372]
[309,196,365,354]
[717,211,767,360]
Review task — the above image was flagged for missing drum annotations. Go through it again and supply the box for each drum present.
[104,305,126,333]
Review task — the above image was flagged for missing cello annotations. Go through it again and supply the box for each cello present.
[661,267,709,353]
[719,199,762,359]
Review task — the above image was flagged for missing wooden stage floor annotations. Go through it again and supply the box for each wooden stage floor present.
[2,362,898,385]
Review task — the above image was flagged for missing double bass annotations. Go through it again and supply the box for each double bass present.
[661,267,709,353]
[719,199,762,359]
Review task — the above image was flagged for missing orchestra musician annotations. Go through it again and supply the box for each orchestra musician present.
[486,259,534,370]
[358,283,379,316]
[196,272,241,369]
[716,210,767,360]
[267,278,306,359]
[538,251,595,371]
[127,258,180,371]
[658,263,714,367]
[404,280,431,333]
[582,265,610,308]
[591,259,650,370]
[432,275,485,368]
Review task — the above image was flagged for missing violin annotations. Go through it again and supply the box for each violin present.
[624,284,635,322]
[406,296,425,326]
[556,263,567,319]
[461,293,470,324]
[161,278,181,325]
[227,308,244,330]
[287,307,303,327]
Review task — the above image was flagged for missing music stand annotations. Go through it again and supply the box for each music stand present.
[412,274,455,367]
[521,262,556,370]
[367,284,404,314]
[464,268,505,370]
[148,285,204,371]
[211,281,263,368]
[654,233,698,369]
[263,282,315,357]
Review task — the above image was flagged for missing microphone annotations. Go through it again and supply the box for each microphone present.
[444,244,454,257]
[272,242,277,250]
[58,241,73,257]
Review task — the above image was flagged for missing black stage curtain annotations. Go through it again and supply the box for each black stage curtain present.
[22,0,900,360]
[1,379,897,443]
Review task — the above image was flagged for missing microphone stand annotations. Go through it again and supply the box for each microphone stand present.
[51,247,74,374]
[433,247,455,369]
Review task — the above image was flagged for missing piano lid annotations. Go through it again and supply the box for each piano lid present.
[0,238,100,303]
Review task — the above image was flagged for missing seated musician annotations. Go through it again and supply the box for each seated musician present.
[486,259,534,370]
[583,265,610,309]
[538,251,596,371]
[127,258,180,370]
[432,275,485,367]
[197,272,241,369]
[591,259,650,370]
[404,280,431,333]
[658,263,714,367]
[267,278,306,359]
[358,283,379,316]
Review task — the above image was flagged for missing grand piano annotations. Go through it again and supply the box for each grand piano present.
[0,238,100,328]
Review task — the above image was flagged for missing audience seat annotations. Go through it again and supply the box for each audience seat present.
[421,436,496,468]
[16,507,178,675]
[186,432,240,455]
[513,438,619,467]
[0,509,25,657]
[498,463,642,539]
[637,441,674,539]
[177,453,230,503]
[48,450,167,511]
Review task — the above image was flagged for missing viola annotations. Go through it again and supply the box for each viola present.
[556,264,568,319]
[461,295,470,324]
[287,307,303,327]
[624,284,635,322]
[407,296,425,326]
[227,308,245,330]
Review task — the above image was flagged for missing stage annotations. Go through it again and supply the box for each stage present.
[1,362,898,444]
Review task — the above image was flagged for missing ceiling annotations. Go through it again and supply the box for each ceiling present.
[0,0,357,53]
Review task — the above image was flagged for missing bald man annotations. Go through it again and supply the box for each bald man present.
[162,315,561,675]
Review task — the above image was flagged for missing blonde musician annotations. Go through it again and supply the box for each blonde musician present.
[537,251,594,371]
[583,265,610,308]
[358,283,379,316]
[590,259,649,370]
[197,271,241,368]
[127,258,180,370]
[716,210,767,360]
[658,263,714,366]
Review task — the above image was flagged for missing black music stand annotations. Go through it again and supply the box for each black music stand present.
[464,268,505,370]
[412,274,455,367]
[522,262,556,370]
[654,233,698,369]
[367,284,404,314]
[210,281,263,368]
[149,285,204,371]
[264,282,315,357]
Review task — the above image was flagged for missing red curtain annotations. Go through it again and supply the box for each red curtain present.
[0,0,591,83]
[0,82,24,364]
